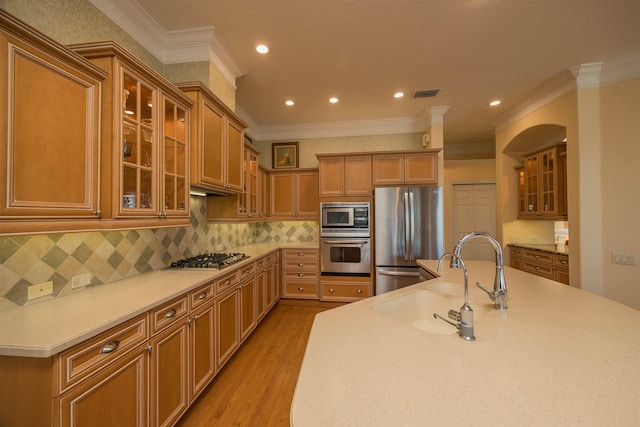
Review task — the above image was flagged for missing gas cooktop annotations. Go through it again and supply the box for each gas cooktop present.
[169,252,248,270]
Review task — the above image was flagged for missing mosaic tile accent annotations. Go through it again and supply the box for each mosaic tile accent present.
[0,196,319,306]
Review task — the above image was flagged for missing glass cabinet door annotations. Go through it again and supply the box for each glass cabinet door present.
[162,96,188,215]
[121,72,155,215]
[541,148,556,213]
[525,155,538,213]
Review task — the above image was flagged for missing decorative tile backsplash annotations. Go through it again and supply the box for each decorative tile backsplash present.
[0,196,318,306]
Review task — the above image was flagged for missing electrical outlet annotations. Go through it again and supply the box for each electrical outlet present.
[27,281,53,300]
[71,273,91,289]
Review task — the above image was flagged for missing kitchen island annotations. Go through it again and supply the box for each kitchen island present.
[291,260,639,426]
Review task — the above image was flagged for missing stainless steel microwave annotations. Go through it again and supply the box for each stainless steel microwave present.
[320,202,370,237]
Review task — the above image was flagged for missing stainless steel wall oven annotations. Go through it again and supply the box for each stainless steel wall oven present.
[320,202,371,276]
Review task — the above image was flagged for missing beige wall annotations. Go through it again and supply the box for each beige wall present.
[600,77,640,308]
[496,78,640,310]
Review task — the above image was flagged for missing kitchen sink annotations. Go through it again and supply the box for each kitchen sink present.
[424,282,490,303]
[370,287,491,335]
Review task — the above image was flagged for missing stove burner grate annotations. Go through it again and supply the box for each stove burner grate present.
[170,252,247,269]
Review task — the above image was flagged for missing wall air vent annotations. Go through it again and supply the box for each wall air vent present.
[413,89,440,98]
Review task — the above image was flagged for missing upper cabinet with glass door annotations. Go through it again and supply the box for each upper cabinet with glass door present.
[70,41,193,229]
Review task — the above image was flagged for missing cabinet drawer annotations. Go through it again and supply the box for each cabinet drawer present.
[150,296,189,336]
[215,269,240,295]
[238,262,255,280]
[255,256,267,271]
[283,259,319,271]
[522,249,553,264]
[510,247,523,258]
[190,281,215,310]
[320,282,371,301]
[284,282,318,298]
[282,249,318,259]
[283,270,319,280]
[554,254,569,269]
[56,314,148,393]
[522,260,554,279]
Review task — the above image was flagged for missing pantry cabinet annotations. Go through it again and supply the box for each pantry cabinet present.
[175,82,245,195]
[518,143,567,220]
[0,11,107,235]
[270,169,319,219]
[69,41,193,229]
[372,150,439,186]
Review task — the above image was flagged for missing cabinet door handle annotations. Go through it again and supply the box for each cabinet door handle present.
[297,287,305,291]
[198,291,207,299]
[298,263,305,267]
[357,289,363,294]
[94,210,102,216]
[535,266,540,270]
[298,273,305,277]
[164,308,177,319]
[99,340,120,354]
[225,279,231,285]
[298,252,304,256]
[329,288,335,293]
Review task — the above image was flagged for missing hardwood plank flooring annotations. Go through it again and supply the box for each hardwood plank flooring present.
[177,301,336,427]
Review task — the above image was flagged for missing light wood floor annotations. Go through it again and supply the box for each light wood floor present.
[177,300,336,427]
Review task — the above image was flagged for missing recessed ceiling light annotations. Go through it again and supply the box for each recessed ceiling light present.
[394,92,404,98]
[285,100,295,106]
[489,100,501,107]
[329,97,339,104]
[256,44,269,54]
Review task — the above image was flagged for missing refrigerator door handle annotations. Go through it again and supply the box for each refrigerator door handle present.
[378,270,421,277]
[403,191,410,261]
[408,190,415,261]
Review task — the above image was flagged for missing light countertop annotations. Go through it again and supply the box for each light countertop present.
[291,260,639,426]
[0,242,317,358]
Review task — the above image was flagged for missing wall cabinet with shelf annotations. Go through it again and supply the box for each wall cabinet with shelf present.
[69,41,193,229]
[270,169,319,219]
[372,150,439,186]
[0,10,108,235]
[518,143,567,220]
[175,81,245,195]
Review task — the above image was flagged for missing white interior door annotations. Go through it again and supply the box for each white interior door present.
[451,183,496,261]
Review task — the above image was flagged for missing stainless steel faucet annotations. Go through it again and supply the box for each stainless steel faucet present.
[451,231,508,310]
[433,253,475,341]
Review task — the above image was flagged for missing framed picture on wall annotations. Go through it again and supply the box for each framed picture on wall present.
[272,142,299,169]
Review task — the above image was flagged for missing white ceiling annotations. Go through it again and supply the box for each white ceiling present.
[105,0,640,148]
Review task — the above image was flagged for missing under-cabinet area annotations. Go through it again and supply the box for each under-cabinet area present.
[509,244,569,285]
[0,245,287,427]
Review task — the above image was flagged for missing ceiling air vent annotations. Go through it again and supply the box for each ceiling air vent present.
[413,89,440,98]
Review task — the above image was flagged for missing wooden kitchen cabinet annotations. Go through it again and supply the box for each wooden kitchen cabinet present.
[0,11,107,235]
[281,249,319,299]
[208,141,259,220]
[188,282,216,404]
[216,285,240,368]
[148,297,190,427]
[318,154,372,196]
[176,81,245,195]
[258,165,270,218]
[372,150,439,186]
[69,41,193,229]
[320,276,372,302]
[518,143,567,220]
[255,251,280,320]
[270,169,319,219]
[509,245,569,285]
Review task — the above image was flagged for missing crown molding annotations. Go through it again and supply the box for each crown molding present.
[88,0,245,87]
[601,50,640,86]
[243,116,427,141]
[571,62,603,88]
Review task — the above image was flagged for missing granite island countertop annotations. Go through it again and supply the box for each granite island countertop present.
[0,242,317,358]
[291,260,639,426]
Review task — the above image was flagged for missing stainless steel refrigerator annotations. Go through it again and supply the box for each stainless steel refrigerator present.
[374,186,444,294]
